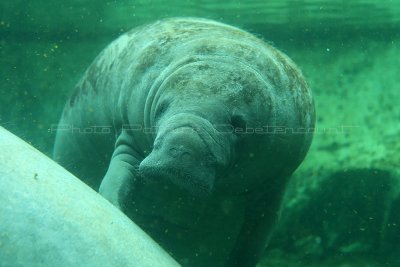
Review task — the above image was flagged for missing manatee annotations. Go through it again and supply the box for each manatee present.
[53,17,315,267]
[0,127,180,267]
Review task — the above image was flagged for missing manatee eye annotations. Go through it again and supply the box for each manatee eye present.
[205,152,217,165]
[154,100,170,121]
[231,114,246,132]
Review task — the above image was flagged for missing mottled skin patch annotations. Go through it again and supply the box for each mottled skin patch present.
[54,18,315,267]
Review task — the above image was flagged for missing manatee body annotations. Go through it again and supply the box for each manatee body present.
[54,18,315,267]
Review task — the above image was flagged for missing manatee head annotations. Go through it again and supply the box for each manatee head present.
[139,113,232,196]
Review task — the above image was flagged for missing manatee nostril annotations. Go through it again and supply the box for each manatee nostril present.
[169,147,179,158]
[180,151,192,161]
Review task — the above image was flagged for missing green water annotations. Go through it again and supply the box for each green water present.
[1,1,399,266]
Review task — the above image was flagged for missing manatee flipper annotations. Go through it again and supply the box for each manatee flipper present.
[226,184,285,267]
[99,130,141,210]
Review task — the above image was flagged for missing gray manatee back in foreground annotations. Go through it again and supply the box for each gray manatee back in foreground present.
[53,17,315,267]
[0,127,180,267]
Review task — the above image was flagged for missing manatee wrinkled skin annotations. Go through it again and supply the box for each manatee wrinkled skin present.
[53,18,315,267]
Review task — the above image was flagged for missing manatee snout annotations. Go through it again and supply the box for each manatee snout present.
[139,127,216,195]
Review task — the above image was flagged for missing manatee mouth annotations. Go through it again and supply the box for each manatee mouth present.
[139,163,213,197]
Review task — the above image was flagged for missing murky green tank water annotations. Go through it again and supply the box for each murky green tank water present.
[1,1,399,266]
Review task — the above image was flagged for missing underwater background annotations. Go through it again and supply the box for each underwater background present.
[1,0,399,266]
